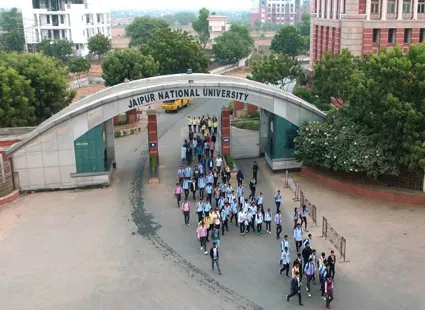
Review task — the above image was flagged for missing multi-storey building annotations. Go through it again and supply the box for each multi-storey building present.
[207,15,230,48]
[310,0,425,64]
[21,0,111,56]
[251,0,305,25]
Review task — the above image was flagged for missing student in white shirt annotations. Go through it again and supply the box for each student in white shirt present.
[293,223,303,252]
[256,211,264,235]
[264,208,272,234]
[215,155,223,173]
[238,208,246,235]
[279,246,291,278]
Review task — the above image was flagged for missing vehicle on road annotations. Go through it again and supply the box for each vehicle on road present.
[163,98,192,113]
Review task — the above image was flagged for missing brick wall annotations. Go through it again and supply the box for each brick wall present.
[246,104,258,115]
[377,171,424,191]
[233,100,245,117]
[0,160,14,198]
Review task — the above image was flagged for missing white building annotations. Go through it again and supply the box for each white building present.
[207,15,230,48]
[21,0,111,56]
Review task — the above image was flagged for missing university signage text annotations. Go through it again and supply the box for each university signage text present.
[128,87,250,109]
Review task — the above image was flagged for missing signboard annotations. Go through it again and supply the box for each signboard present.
[149,142,157,148]
[223,138,230,143]
[127,87,250,109]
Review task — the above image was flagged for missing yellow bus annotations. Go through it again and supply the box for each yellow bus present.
[162,98,192,113]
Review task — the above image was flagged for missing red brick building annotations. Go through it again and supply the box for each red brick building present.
[310,0,425,64]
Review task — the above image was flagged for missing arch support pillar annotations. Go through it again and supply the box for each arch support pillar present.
[147,109,159,165]
[221,107,231,156]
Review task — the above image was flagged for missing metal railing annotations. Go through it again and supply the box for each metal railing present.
[284,170,347,261]
[321,216,347,262]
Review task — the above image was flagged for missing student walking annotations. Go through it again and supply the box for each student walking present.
[181,199,190,225]
[174,183,182,208]
[236,169,244,186]
[274,190,282,213]
[252,161,259,182]
[264,208,272,234]
[304,258,316,298]
[196,200,204,222]
[286,271,303,306]
[205,183,213,204]
[238,208,246,235]
[210,242,221,275]
[275,211,282,239]
[328,250,336,280]
[324,274,334,309]
[256,211,263,235]
[300,205,308,231]
[197,222,208,255]
[279,246,291,278]
[215,155,223,173]
[293,208,299,228]
[198,176,206,200]
[249,177,256,199]
[191,178,197,200]
[182,178,190,200]
[294,223,303,252]
[211,226,220,247]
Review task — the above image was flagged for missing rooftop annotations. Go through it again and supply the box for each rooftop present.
[207,15,228,21]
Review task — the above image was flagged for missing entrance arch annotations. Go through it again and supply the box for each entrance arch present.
[6,74,325,190]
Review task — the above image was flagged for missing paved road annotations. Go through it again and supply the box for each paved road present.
[0,98,420,309]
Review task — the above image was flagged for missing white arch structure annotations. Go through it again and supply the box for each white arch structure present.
[7,74,325,190]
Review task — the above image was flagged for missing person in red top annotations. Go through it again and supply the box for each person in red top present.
[324,274,334,309]
[174,183,182,208]
[181,199,190,225]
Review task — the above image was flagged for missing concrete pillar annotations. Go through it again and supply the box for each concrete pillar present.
[413,0,418,19]
[321,0,326,17]
[104,118,115,168]
[147,110,159,161]
[366,0,371,19]
[397,0,403,19]
[332,0,338,18]
[381,0,388,20]
[221,107,231,156]
[259,109,269,155]
[326,0,331,18]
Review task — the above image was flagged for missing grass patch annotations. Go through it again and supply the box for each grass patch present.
[231,120,259,131]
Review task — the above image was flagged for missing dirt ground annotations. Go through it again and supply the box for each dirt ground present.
[111,27,130,48]
[72,84,106,103]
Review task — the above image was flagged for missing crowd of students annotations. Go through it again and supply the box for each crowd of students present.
[173,116,336,307]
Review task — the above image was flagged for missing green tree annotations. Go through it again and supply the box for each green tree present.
[162,14,176,26]
[270,25,305,58]
[0,8,25,52]
[253,19,262,31]
[192,8,210,49]
[143,27,209,75]
[312,49,361,107]
[297,13,310,37]
[0,52,75,124]
[174,12,197,26]
[125,16,169,47]
[0,65,36,127]
[249,52,299,89]
[87,33,111,59]
[68,57,91,86]
[212,23,254,64]
[38,39,73,61]
[101,48,158,86]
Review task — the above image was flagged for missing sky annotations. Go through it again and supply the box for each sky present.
[0,0,252,10]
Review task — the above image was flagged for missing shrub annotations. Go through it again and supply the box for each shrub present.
[123,131,128,136]
[130,129,135,135]
[114,131,121,138]
[227,100,234,114]
[232,120,259,131]
[151,155,158,174]
[225,154,235,170]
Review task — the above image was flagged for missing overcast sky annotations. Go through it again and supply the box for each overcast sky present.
[0,0,251,10]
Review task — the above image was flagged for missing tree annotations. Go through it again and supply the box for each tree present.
[38,39,73,61]
[143,27,209,75]
[312,49,361,107]
[125,16,169,47]
[174,12,197,26]
[249,52,299,89]
[68,57,91,87]
[87,33,111,59]
[0,66,36,127]
[297,13,310,37]
[295,45,425,177]
[0,52,75,124]
[192,8,210,49]
[101,49,158,86]
[0,8,25,52]
[253,19,262,31]
[270,25,305,58]
[212,23,254,64]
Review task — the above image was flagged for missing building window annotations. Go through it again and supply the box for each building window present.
[388,0,396,13]
[371,0,380,13]
[373,29,380,43]
[418,0,425,13]
[221,26,226,31]
[388,28,396,43]
[60,15,64,24]
[420,29,425,42]
[48,30,52,38]
[403,0,411,13]
[46,15,50,24]
[404,28,411,43]
[208,26,212,31]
